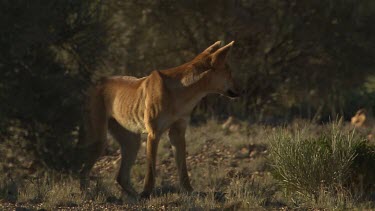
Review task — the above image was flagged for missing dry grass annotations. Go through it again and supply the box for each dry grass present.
[0,119,374,210]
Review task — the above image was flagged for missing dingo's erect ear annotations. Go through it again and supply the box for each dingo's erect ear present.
[202,41,222,54]
[210,41,234,67]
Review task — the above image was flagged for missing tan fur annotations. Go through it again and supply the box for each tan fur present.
[221,116,241,132]
[351,109,374,128]
[78,41,240,198]
[351,109,375,141]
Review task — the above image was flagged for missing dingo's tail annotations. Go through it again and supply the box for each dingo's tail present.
[77,83,108,187]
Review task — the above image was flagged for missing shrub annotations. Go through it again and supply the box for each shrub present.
[268,123,374,200]
[0,0,109,172]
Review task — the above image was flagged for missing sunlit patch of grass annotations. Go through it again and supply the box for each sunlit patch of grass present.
[15,172,121,209]
[18,174,51,204]
[42,178,82,209]
[224,174,284,209]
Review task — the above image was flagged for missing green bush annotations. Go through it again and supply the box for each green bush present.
[268,124,374,200]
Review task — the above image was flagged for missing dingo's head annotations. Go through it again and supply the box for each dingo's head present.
[196,41,241,99]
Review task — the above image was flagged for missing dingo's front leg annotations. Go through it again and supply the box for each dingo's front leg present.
[169,120,193,192]
[140,132,160,198]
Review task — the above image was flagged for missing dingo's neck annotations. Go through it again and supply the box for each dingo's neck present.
[161,64,211,114]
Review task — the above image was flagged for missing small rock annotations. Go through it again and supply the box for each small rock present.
[249,150,258,158]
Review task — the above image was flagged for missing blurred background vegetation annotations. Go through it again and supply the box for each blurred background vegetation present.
[1,0,375,170]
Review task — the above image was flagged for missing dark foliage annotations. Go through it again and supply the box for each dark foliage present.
[0,0,109,170]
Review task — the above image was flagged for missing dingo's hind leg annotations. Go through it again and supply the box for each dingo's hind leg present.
[109,119,141,197]
[79,127,108,189]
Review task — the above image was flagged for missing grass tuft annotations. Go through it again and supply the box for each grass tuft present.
[268,122,374,204]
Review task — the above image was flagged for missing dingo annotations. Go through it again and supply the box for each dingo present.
[78,41,240,198]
